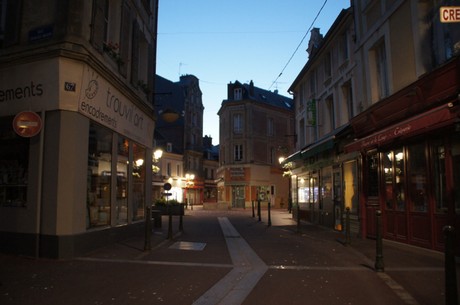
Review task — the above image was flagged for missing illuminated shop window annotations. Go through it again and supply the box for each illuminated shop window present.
[87,123,112,228]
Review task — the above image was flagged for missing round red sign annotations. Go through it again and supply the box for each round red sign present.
[12,111,42,138]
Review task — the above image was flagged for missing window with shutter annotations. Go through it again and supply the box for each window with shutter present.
[119,1,131,77]
[0,0,21,48]
[90,0,108,52]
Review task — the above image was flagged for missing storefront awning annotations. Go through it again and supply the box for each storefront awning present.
[345,103,459,153]
[282,150,302,164]
[300,124,348,159]
[301,138,334,159]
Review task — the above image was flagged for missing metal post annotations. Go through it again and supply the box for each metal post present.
[375,210,384,272]
[144,205,152,251]
[167,205,173,240]
[444,226,458,305]
[288,176,292,214]
[345,207,351,245]
[268,199,271,227]
[179,204,184,232]
[257,199,261,222]
[252,200,255,218]
[297,203,301,233]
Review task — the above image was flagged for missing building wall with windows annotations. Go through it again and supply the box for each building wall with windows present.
[0,0,158,258]
[346,0,460,252]
[217,81,294,209]
[154,74,210,206]
[287,0,460,253]
[287,8,357,231]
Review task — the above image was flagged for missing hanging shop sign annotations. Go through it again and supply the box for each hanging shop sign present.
[12,111,42,137]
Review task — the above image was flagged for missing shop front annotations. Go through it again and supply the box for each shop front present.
[0,59,154,258]
[288,126,360,233]
[345,59,460,252]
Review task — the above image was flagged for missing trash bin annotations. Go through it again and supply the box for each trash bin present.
[152,209,162,228]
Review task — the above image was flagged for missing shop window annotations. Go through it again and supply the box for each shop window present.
[408,143,428,212]
[132,143,145,221]
[0,117,29,207]
[366,152,379,197]
[433,141,447,213]
[116,136,129,225]
[87,123,112,228]
[383,148,405,211]
[343,161,358,213]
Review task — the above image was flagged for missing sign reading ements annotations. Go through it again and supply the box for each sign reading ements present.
[12,111,42,137]
[78,68,153,147]
[440,6,460,23]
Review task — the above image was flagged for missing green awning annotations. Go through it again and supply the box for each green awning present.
[301,138,334,159]
[281,150,301,164]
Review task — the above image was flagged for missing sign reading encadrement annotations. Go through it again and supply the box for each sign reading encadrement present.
[78,67,154,147]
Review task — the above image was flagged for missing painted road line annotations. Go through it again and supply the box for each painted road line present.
[192,217,268,305]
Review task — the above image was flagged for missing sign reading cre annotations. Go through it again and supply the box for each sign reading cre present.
[440,6,460,23]
[13,111,42,137]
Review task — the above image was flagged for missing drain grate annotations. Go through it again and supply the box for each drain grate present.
[169,241,206,251]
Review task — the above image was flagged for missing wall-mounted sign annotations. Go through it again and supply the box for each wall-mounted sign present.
[12,111,42,137]
[440,6,460,23]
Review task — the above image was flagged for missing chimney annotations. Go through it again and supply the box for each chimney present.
[249,80,254,96]
[307,28,323,58]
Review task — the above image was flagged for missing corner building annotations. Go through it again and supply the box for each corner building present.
[217,81,295,209]
[0,0,158,258]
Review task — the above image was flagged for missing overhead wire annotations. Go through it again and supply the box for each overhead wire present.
[268,0,328,90]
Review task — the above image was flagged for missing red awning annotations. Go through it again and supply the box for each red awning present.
[345,103,459,153]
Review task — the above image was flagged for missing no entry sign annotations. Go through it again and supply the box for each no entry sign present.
[12,111,42,137]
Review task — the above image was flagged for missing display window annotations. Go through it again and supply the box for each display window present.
[0,117,29,208]
[132,143,145,221]
[382,148,405,211]
[433,140,447,213]
[408,143,428,212]
[87,123,112,228]
[116,136,129,225]
[343,161,358,214]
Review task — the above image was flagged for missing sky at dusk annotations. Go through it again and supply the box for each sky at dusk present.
[156,0,351,145]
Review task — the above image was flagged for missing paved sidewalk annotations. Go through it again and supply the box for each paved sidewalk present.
[0,207,458,305]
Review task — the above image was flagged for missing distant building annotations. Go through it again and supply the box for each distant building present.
[217,81,295,209]
[154,75,216,206]
[0,0,159,258]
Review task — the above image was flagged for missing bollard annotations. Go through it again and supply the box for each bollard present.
[167,205,173,240]
[444,226,458,305]
[144,205,152,251]
[252,200,255,218]
[179,204,184,232]
[345,207,351,246]
[375,210,384,272]
[297,204,301,233]
[257,200,261,222]
[268,200,271,227]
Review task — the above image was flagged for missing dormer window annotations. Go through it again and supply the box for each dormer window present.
[234,88,242,100]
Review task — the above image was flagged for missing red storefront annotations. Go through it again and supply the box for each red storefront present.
[345,58,460,252]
